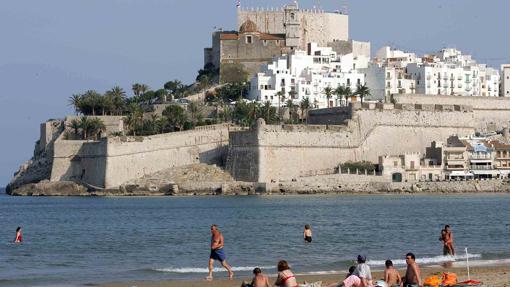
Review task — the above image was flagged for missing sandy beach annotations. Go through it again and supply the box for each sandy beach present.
[102,265,510,287]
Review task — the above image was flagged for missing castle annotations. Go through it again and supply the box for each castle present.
[204,3,369,80]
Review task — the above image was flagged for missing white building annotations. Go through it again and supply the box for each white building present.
[249,43,369,108]
[502,64,510,97]
[365,47,500,100]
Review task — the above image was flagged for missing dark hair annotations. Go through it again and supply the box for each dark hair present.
[406,253,416,260]
[277,260,290,272]
[385,260,393,268]
[305,224,311,230]
[211,224,218,229]
[348,266,356,275]
[445,225,450,229]
[253,267,262,275]
[16,227,21,232]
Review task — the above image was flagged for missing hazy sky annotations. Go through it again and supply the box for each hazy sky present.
[0,0,509,186]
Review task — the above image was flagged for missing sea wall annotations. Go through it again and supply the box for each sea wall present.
[227,104,475,182]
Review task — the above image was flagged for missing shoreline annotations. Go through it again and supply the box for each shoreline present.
[101,264,510,287]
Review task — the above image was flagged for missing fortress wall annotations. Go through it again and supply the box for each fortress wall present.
[393,94,510,131]
[238,10,284,34]
[65,116,124,135]
[226,129,260,182]
[50,137,107,188]
[103,125,230,188]
[231,108,475,182]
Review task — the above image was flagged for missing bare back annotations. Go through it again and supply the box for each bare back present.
[384,267,401,286]
[253,274,271,287]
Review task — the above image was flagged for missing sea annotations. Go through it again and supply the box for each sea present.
[1,194,510,286]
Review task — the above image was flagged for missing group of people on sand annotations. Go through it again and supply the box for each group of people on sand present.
[207,224,456,287]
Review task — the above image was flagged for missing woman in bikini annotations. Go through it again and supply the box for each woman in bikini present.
[275,260,299,287]
[14,227,22,243]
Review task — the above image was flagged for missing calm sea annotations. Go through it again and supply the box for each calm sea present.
[0,194,509,286]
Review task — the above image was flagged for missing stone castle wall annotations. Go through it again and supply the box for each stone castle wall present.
[237,8,348,49]
[392,94,510,131]
[50,124,232,189]
[227,104,475,182]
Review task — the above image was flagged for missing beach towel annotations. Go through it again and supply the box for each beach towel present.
[442,272,457,286]
[423,274,442,287]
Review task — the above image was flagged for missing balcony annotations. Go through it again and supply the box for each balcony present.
[470,154,491,160]
[470,165,494,170]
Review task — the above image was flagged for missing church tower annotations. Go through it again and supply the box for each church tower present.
[284,3,300,49]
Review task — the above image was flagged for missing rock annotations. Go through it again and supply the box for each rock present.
[9,180,89,196]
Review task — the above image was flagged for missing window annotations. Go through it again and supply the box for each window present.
[347,79,351,86]
[357,79,361,85]
[393,161,398,167]
[246,35,253,44]
[410,161,415,169]
[290,13,295,20]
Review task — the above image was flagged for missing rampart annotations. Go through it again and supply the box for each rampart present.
[50,124,232,189]
[392,94,510,131]
[227,104,475,182]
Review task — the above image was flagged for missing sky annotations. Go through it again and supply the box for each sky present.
[0,0,509,186]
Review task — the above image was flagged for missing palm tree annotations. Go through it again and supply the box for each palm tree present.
[132,83,142,97]
[88,118,106,140]
[139,84,149,95]
[324,86,333,108]
[69,94,82,115]
[107,86,127,115]
[343,86,352,106]
[78,117,92,140]
[68,118,81,139]
[334,85,352,106]
[82,90,102,116]
[300,97,311,123]
[286,99,297,123]
[355,83,371,104]
[276,91,285,124]
[163,105,188,131]
[124,103,143,136]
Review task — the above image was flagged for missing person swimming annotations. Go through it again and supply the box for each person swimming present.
[304,224,312,243]
[14,227,22,243]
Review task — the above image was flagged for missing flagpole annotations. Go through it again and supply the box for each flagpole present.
[465,247,470,280]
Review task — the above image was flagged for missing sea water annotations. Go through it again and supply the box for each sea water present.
[0,194,509,286]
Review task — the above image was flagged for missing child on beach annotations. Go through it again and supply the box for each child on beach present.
[384,260,402,287]
[14,227,22,243]
[304,225,312,243]
[241,268,271,287]
[275,260,299,287]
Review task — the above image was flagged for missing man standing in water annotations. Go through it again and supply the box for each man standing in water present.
[207,224,234,281]
[440,225,455,256]
[404,253,422,287]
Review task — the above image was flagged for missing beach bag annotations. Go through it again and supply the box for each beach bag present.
[424,274,442,287]
[442,272,457,286]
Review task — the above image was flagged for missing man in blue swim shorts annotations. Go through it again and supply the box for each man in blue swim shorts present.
[206,224,234,281]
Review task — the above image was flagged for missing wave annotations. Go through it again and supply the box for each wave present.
[155,265,274,273]
[367,253,482,266]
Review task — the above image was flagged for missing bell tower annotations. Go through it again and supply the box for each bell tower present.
[284,3,300,49]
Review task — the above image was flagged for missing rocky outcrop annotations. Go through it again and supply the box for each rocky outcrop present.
[8,180,89,196]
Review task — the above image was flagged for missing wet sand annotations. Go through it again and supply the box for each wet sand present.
[102,264,510,287]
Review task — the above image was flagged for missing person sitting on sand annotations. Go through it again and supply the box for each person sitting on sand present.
[206,224,234,281]
[275,260,299,287]
[326,266,360,287]
[14,227,22,243]
[241,268,271,287]
[354,255,373,287]
[403,253,421,287]
[304,225,313,243]
[384,260,402,287]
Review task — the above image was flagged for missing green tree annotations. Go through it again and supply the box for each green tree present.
[355,83,371,103]
[132,83,142,97]
[155,89,169,103]
[217,82,248,103]
[124,103,144,136]
[259,101,277,124]
[276,91,285,123]
[286,99,298,124]
[188,101,203,127]
[68,118,81,139]
[87,117,106,140]
[69,94,82,115]
[163,105,188,131]
[324,86,333,108]
[300,97,311,123]
[106,86,127,115]
[164,80,183,97]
